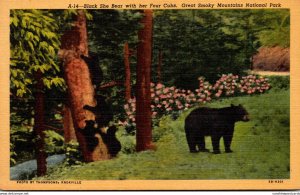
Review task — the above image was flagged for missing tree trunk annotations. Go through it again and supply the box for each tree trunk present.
[33,71,47,176]
[63,104,77,143]
[157,50,162,83]
[124,42,131,102]
[136,10,155,152]
[60,10,110,161]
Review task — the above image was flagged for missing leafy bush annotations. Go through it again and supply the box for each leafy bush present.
[10,143,17,166]
[152,116,174,142]
[122,74,271,133]
[44,130,65,154]
[239,75,270,94]
[213,74,240,97]
[213,74,270,97]
[118,133,136,154]
[10,125,35,165]
[64,141,83,165]
[267,76,289,90]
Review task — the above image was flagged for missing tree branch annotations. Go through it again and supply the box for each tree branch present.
[98,81,124,90]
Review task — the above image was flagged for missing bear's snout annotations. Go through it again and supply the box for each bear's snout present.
[243,115,250,121]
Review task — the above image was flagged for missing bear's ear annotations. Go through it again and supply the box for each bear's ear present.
[238,104,242,107]
[231,104,234,107]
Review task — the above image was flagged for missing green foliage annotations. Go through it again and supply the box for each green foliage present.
[38,88,289,180]
[267,76,290,90]
[87,10,143,119]
[65,141,83,165]
[88,10,141,84]
[10,10,67,167]
[151,10,289,89]
[44,130,65,154]
[254,9,290,47]
[10,120,35,165]
[10,143,17,166]
[117,128,136,154]
[152,115,176,142]
[10,10,63,98]
[153,10,255,89]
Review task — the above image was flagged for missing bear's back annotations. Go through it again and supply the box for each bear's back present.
[185,107,234,134]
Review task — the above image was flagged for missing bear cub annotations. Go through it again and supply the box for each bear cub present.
[80,51,103,89]
[81,120,121,157]
[83,94,113,128]
[82,94,121,157]
[184,104,249,154]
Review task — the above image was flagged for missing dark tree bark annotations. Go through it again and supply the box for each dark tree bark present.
[33,70,47,176]
[136,10,155,152]
[124,42,131,101]
[59,10,110,161]
[157,50,162,83]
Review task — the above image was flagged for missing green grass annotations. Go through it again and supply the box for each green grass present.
[39,89,290,180]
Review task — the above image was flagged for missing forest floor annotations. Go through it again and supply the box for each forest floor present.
[38,88,290,180]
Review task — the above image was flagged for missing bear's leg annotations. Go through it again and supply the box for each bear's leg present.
[224,134,233,153]
[185,128,198,153]
[186,136,198,153]
[188,140,198,153]
[198,136,209,152]
[211,136,221,154]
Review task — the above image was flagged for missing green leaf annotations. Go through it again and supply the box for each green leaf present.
[21,18,26,28]
[48,45,55,56]
[12,16,19,27]
[16,88,26,97]
[11,69,17,78]
[24,78,32,84]
[43,78,51,89]
[28,41,34,52]
[13,80,20,88]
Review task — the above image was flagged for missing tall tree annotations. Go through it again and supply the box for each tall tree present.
[10,10,62,175]
[124,42,131,101]
[33,71,47,176]
[136,10,155,152]
[63,105,77,143]
[86,10,142,125]
[59,10,110,161]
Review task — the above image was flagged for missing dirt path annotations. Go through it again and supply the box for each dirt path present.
[249,70,290,76]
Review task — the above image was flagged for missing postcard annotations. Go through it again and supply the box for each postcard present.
[0,0,299,190]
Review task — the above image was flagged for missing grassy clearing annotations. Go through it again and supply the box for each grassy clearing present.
[39,89,290,180]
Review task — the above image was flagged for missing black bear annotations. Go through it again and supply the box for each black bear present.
[80,121,121,157]
[184,104,249,154]
[100,125,121,157]
[83,94,113,128]
[80,51,103,89]
[80,120,99,151]
[82,94,121,156]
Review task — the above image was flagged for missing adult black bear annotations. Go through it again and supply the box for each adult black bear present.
[184,104,249,154]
